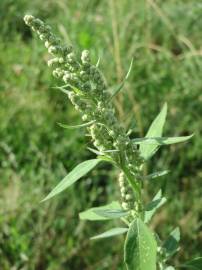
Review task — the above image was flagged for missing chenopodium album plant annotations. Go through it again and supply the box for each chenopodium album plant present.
[24,15,201,270]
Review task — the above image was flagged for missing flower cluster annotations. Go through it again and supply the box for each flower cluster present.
[118,172,133,210]
[24,15,143,209]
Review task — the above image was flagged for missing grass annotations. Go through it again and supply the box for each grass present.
[0,0,201,269]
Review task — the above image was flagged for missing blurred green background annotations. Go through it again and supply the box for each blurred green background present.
[0,0,201,269]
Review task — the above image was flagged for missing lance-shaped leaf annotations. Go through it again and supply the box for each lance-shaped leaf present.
[182,257,202,270]
[141,170,170,181]
[79,201,121,221]
[91,227,128,240]
[96,56,101,67]
[140,103,167,160]
[109,59,133,99]
[124,218,157,270]
[87,147,103,155]
[144,190,167,223]
[42,159,101,202]
[133,134,193,146]
[163,227,180,258]
[58,120,95,129]
[93,209,129,219]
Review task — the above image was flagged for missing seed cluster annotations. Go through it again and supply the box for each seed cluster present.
[24,15,143,201]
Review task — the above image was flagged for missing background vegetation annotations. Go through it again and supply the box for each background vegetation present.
[0,0,201,269]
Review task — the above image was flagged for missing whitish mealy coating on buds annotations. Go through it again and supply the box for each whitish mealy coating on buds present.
[81,50,90,64]
[118,172,138,222]
[24,15,143,187]
[118,172,134,208]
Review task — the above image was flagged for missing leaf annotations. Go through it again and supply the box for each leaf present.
[133,135,193,146]
[124,218,157,270]
[182,257,202,270]
[163,227,180,258]
[93,209,129,219]
[79,201,121,221]
[96,57,101,67]
[87,147,103,155]
[142,170,170,180]
[102,149,119,153]
[58,120,95,129]
[140,103,167,160]
[144,190,166,223]
[164,267,175,270]
[109,59,133,99]
[91,227,128,240]
[42,159,101,202]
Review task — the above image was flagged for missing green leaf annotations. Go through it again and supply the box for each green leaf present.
[142,170,170,180]
[93,209,129,219]
[87,147,102,155]
[124,218,157,270]
[182,257,202,270]
[79,201,121,221]
[164,267,175,270]
[58,120,95,129]
[109,59,133,99]
[91,227,128,240]
[96,56,101,67]
[163,227,180,258]
[144,190,167,223]
[42,159,101,202]
[102,149,119,153]
[140,103,167,160]
[133,134,193,146]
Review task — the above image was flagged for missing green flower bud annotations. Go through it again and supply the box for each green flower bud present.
[45,41,51,48]
[109,130,115,137]
[119,176,125,188]
[93,140,101,148]
[24,15,34,26]
[48,58,58,67]
[120,187,126,195]
[122,202,129,210]
[48,45,62,55]
[82,114,88,121]
[39,34,46,41]
[52,68,64,78]
[47,34,57,44]
[80,71,88,81]
[81,50,90,64]
[59,57,64,63]
[63,45,73,55]
[74,105,80,111]
[125,194,132,201]
[32,18,43,29]
[66,52,76,63]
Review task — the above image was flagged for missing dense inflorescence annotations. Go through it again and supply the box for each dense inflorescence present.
[24,15,143,212]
